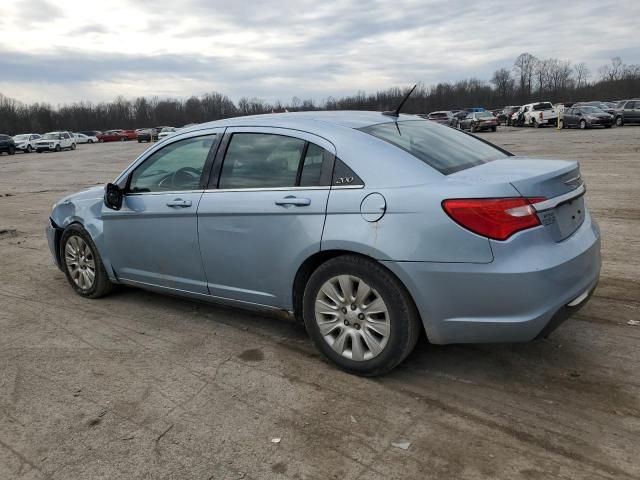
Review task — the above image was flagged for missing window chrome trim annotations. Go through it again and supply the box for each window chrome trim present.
[126,189,205,196]
[533,183,586,212]
[203,186,330,193]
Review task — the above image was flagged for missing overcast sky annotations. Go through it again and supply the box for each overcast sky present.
[1,0,638,105]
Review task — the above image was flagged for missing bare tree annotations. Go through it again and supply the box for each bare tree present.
[574,63,590,88]
[513,53,537,99]
[491,68,515,100]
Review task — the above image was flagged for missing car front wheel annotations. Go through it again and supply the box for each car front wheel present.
[303,255,421,376]
[615,116,623,127]
[60,225,113,298]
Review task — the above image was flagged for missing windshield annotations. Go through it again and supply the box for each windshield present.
[161,127,174,132]
[42,133,59,140]
[476,112,492,118]
[13,134,29,140]
[360,120,508,175]
[580,106,603,113]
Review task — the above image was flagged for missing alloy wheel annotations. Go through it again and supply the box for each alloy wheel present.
[314,275,390,361]
[65,236,96,290]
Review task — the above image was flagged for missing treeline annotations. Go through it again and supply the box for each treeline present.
[1,54,638,134]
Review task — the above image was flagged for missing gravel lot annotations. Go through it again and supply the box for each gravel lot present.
[1,126,639,480]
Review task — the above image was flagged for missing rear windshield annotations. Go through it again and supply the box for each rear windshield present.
[533,102,553,110]
[360,120,509,175]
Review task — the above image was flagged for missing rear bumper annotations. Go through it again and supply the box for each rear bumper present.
[383,214,601,344]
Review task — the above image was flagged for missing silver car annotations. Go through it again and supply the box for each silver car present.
[46,111,601,375]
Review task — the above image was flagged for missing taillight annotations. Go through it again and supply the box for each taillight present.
[539,112,543,119]
[442,197,546,241]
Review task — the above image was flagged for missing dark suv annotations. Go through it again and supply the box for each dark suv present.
[0,135,16,155]
[614,99,640,126]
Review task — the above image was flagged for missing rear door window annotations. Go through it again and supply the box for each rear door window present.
[360,120,508,175]
[219,133,334,189]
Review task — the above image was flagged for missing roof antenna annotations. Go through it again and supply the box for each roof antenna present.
[383,84,417,118]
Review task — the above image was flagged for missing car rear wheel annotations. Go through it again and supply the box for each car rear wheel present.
[55,144,61,152]
[60,225,113,298]
[26,145,33,153]
[580,120,587,130]
[303,255,421,376]
[615,116,623,127]
[8,146,15,155]
[120,137,126,142]
[71,143,76,150]
[88,139,93,143]
[470,124,476,133]
[491,126,497,132]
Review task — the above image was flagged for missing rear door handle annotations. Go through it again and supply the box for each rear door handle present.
[275,196,311,207]
[166,198,192,208]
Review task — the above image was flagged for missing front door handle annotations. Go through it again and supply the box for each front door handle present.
[275,196,311,207]
[166,198,192,208]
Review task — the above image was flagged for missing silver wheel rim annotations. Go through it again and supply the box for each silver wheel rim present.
[65,236,96,290]
[315,275,390,361]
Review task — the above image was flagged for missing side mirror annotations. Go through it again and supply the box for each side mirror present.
[104,183,123,210]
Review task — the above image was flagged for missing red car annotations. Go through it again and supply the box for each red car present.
[97,129,137,142]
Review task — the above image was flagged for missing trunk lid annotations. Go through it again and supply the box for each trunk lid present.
[451,157,585,241]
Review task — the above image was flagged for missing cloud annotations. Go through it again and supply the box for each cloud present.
[0,0,639,104]
[19,0,64,23]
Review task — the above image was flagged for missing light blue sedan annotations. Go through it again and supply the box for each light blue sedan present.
[46,111,601,375]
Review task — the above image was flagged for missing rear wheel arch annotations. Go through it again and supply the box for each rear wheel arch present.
[291,250,423,330]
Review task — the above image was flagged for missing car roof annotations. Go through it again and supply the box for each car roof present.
[180,111,420,134]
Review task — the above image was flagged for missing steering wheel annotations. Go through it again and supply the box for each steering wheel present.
[169,167,201,189]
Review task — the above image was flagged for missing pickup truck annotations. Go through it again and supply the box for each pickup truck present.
[511,102,558,128]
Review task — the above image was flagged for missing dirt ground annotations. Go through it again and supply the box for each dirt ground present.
[1,126,639,480]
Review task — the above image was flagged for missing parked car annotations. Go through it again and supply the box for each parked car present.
[561,106,613,129]
[512,102,558,128]
[44,112,601,376]
[613,99,640,126]
[157,127,178,140]
[80,130,102,138]
[74,133,98,144]
[35,131,76,153]
[0,134,16,155]
[451,110,468,123]
[97,130,126,142]
[12,133,41,153]
[425,111,457,127]
[459,111,499,132]
[500,106,521,126]
[120,129,138,141]
[137,129,153,143]
[573,101,616,116]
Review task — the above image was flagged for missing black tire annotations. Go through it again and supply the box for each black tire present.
[120,137,126,142]
[580,120,587,130]
[605,124,612,129]
[470,124,476,133]
[26,145,33,153]
[60,224,113,299]
[533,119,539,128]
[55,144,61,152]
[36,149,42,153]
[302,255,421,376]
[491,126,497,132]
[71,143,76,150]
[99,138,104,143]
[615,116,623,127]
[88,139,93,144]
[8,146,15,155]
